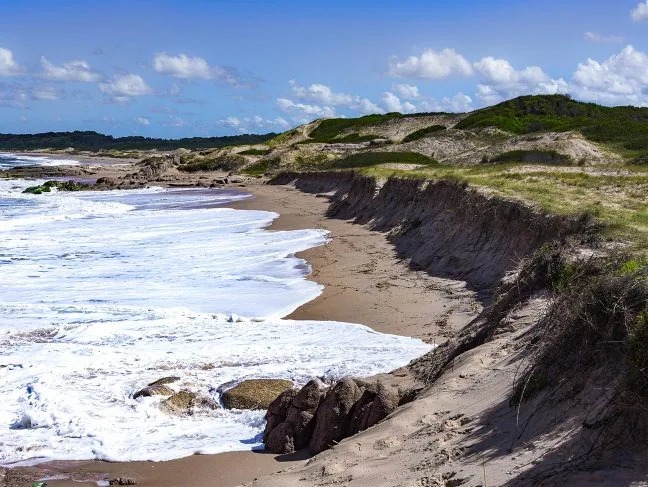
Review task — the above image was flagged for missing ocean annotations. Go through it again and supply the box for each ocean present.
[0,154,431,465]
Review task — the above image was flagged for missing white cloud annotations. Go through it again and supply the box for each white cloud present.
[0,47,21,76]
[100,74,152,101]
[135,116,150,126]
[381,92,416,113]
[289,80,355,106]
[217,115,291,133]
[31,86,62,101]
[473,56,567,104]
[40,57,101,82]
[584,32,623,43]
[356,97,382,114]
[388,48,473,79]
[153,52,211,79]
[570,45,648,106]
[392,84,420,100]
[153,52,248,87]
[631,1,648,22]
[277,97,336,119]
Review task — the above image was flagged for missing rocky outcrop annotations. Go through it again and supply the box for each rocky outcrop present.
[221,379,294,410]
[269,172,593,294]
[132,384,174,399]
[263,378,401,455]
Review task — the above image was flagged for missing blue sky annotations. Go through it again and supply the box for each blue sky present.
[1,0,647,137]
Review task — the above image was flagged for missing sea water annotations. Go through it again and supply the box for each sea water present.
[0,155,432,465]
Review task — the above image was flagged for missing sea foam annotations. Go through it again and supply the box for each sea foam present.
[0,179,432,465]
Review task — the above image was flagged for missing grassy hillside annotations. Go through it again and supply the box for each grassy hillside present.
[456,95,648,154]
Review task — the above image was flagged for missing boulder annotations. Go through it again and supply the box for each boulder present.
[309,378,362,454]
[365,383,399,429]
[161,390,219,414]
[221,379,294,410]
[148,376,180,387]
[263,388,298,442]
[132,384,173,399]
[262,379,327,453]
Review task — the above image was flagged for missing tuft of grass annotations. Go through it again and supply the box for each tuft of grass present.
[402,125,446,143]
[239,148,272,156]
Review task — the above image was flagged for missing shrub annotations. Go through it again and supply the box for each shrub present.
[402,125,446,143]
[489,150,572,165]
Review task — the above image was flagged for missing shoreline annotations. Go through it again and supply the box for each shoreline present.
[4,176,480,487]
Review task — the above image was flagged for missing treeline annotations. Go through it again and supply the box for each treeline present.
[0,131,277,151]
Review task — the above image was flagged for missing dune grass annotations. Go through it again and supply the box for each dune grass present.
[360,163,648,253]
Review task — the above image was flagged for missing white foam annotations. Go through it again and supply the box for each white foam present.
[0,182,432,465]
[0,153,81,169]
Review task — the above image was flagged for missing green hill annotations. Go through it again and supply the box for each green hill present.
[456,95,648,153]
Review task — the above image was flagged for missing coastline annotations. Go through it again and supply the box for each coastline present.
[4,177,480,487]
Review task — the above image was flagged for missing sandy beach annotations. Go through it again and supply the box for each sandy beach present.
[3,176,480,487]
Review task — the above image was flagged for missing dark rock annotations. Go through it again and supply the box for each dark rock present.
[263,388,298,442]
[221,379,293,410]
[109,477,136,485]
[347,389,376,435]
[292,378,328,410]
[309,378,362,454]
[132,384,173,399]
[264,422,295,454]
[365,384,399,429]
[148,376,180,387]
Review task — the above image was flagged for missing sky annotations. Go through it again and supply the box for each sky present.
[0,0,647,138]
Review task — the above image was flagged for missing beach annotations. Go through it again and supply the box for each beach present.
[2,170,480,487]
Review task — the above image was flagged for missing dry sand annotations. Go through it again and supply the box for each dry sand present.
[3,175,481,487]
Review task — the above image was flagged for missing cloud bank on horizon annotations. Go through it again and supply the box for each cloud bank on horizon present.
[0,0,647,137]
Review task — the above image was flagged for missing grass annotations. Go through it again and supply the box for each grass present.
[330,151,438,169]
[179,154,246,172]
[487,150,572,165]
[357,163,648,253]
[23,180,88,194]
[306,112,447,143]
[402,125,446,143]
[239,148,272,156]
[242,159,271,176]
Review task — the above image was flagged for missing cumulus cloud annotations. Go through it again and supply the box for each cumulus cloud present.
[473,56,568,104]
[392,84,420,100]
[381,92,416,113]
[40,57,101,82]
[570,45,648,106]
[152,52,251,87]
[631,1,648,22]
[135,116,150,126]
[0,47,21,76]
[388,48,473,79]
[584,32,623,43]
[100,74,152,102]
[153,52,211,79]
[289,80,355,106]
[277,97,336,119]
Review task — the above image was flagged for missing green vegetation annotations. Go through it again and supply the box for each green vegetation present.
[631,154,648,165]
[179,154,246,172]
[402,125,446,143]
[331,151,437,169]
[306,112,445,143]
[23,180,88,194]
[0,131,276,151]
[359,163,648,253]
[487,149,572,165]
[243,159,272,176]
[239,148,272,156]
[456,95,648,154]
